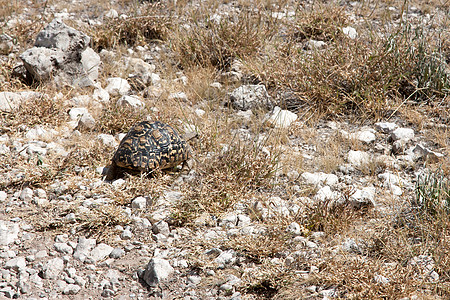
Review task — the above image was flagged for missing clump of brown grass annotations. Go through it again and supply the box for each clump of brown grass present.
[173,137,279,225]
[246,6,449,119]
[95,102,152,135]
[170,9,278,70]
[289,5,348,42]
[86,3,171,50]
[1,92,67,129]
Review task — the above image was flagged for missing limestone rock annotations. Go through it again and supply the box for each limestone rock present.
[141,258,174,287]
[227,85,272,111]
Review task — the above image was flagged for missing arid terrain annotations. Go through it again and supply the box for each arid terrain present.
[0,0,449,299]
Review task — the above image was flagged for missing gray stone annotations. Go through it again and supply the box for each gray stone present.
[227,85,272,111]
[53,243,73,255]
[141,258,174,287]
[34,18,90,52]
[109,248,125,259]
[116,95,145,110]
[73,237,96,262]
[42,257,64,279]
[20,47,65,80]
[152,220,170,236]
[131,197,147,209]
[375,122,397,133]
[89,243,113,263]
[63,284,81,295]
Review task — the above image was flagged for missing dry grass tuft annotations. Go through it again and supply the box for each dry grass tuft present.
[173,137,279,225]
[170,9,278,70]
[86,3,171,50]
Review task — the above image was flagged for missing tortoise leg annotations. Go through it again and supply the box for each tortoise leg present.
[105,162,120,181]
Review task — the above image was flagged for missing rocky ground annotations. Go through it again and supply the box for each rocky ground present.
[0,0,449,299]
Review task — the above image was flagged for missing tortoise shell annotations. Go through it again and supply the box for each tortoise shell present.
[105,121,189,180]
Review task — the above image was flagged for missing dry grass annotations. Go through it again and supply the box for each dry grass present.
[85,3,172,51]
[1,0,450,298]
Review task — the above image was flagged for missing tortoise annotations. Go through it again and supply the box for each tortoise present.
[105,121,190,180]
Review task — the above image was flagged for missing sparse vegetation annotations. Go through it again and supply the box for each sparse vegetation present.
[1,0,450,299]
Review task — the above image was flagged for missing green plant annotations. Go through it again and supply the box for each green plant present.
[415,169,450,216]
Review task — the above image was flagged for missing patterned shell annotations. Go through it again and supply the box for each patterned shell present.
[107,121,188,179]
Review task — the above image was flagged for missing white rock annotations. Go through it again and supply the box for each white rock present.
[195,108,206,117]
[131,197,147,209]
[89,243,113,263]
[73,237,96,262]
[152,221,170,236]
[20,188,34,201]
[315,186,337,201]
[0,34,14,54]
[105,9,118,18]
[63,284,81,295]
[301,172,339,187]
[228,84,271,110]
[116,95,145,110]
[105,77,130,96]
[121,230,132,240]
[286,222,302,235]
[142,258,174,287]
[0,191,7,202]
[42,257,64,279]
[92,87,110,102]
[81,47,100,81]
[374,122,398,133]
[0,91,42,113]
[342,26,357,39]
[53,242,73,255]
[355,130,376,143]
[347,150,371,167]
[378,172,404,187]
[374,274,390,284]
[76,112,96,130]
[34,18,90,52]
[215,250,236,265]
[68,107,89,120]
[306,39,327,50]
[168,92,188,102]
[266,106,298,128]
[391,128,414,141]
[4,257,26,271]
[97,134,118,148]
[20,47,64,81]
